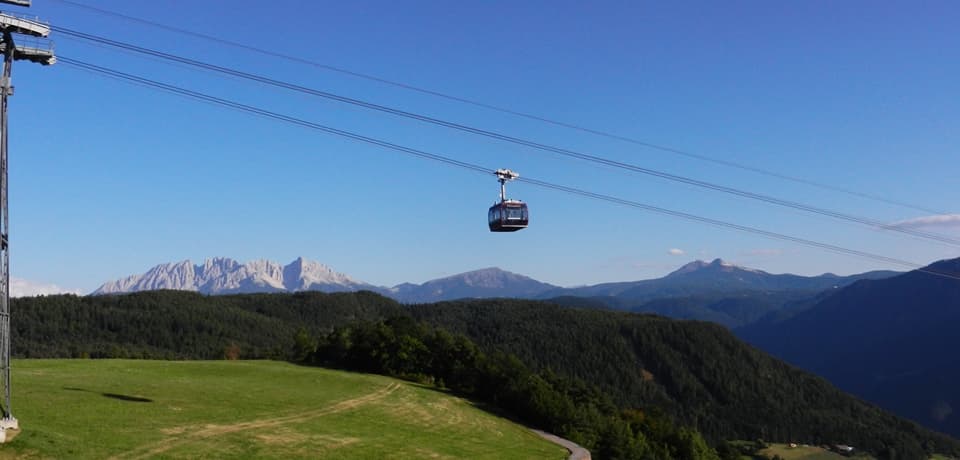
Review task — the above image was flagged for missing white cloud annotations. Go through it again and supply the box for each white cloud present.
[667,248,685,256]
[10,278,83,298]
[887,214,960,230]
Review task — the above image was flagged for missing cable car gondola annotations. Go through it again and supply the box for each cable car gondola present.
[488,169,528,232]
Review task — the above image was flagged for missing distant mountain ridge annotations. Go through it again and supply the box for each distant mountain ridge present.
[92,257,898,313]
[388,267,557,303]
[539,258,899,300]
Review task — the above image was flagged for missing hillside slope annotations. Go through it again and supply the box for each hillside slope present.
[740,257,960,438]
[408,299,960,457]
[7,359,567,459]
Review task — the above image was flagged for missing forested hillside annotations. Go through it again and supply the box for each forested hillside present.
[12,290,403,359]
[308,316,719,459]
[11,291,960,458]
[741,257,960,438]
[408,299,960,458]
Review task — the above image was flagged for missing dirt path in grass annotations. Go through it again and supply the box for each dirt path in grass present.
[111,381,402,460]
[532,429,591,460]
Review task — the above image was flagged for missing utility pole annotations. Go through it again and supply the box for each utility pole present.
[0,0,54,436]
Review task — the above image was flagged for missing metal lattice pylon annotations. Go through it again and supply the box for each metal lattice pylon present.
[0,27,17,432]
[0,0,55,433]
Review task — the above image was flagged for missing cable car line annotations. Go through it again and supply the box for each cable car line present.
[51,27,960,249]
[57,56,960,282]
[57,57,492,174]
[517,175,960,279]
[47,0,947,217]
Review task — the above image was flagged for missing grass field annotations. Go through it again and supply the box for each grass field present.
[0,360,568,459]
[756,443,847,459]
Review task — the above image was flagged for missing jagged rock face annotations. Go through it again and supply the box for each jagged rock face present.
[93,257,371,295]
[282,257,359,291]
[99,260,198,293]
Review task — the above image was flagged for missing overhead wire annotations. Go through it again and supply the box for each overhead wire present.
[52,26,960,249]
[48,0,949,216]
[56,56,960,282]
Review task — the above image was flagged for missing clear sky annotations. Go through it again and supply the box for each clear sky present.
[6,0,960,293]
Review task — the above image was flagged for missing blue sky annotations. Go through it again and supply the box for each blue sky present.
[7,0,960,292]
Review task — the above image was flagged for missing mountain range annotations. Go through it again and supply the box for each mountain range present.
[92,257,898,313]
[540,258,898,300]
[541,258,900,327]
[92,257,559,303]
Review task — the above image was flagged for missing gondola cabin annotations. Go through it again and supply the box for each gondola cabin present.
[488,199,528,232]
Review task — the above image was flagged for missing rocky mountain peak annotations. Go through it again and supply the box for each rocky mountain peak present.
[93,257,368,295]
[456,267,513,286]
[669,259,713,276]
[667,258,757,277]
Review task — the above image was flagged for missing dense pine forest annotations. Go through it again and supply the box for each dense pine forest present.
[11,291,960,459]
[308,316,719,459]
[407,300,960,458]
[12,290,402,359]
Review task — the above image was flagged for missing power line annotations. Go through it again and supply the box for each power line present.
[56,56,960,282]
[52,26,960,249]
[48,0,949,216]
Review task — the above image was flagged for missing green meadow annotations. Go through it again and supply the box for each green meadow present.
[0,360,567,459]
[756,444,846,459]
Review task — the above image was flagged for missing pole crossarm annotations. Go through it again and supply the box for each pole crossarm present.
[0,13,48,37]
[0,41,55,65]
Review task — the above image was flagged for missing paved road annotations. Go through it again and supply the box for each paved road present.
[532,429,591,460]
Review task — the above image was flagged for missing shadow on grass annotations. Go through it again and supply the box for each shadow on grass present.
[63,387,154,403]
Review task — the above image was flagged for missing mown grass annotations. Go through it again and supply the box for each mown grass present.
[755,443,876,460]
[758,443,846,459]
[0,359,567,459]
